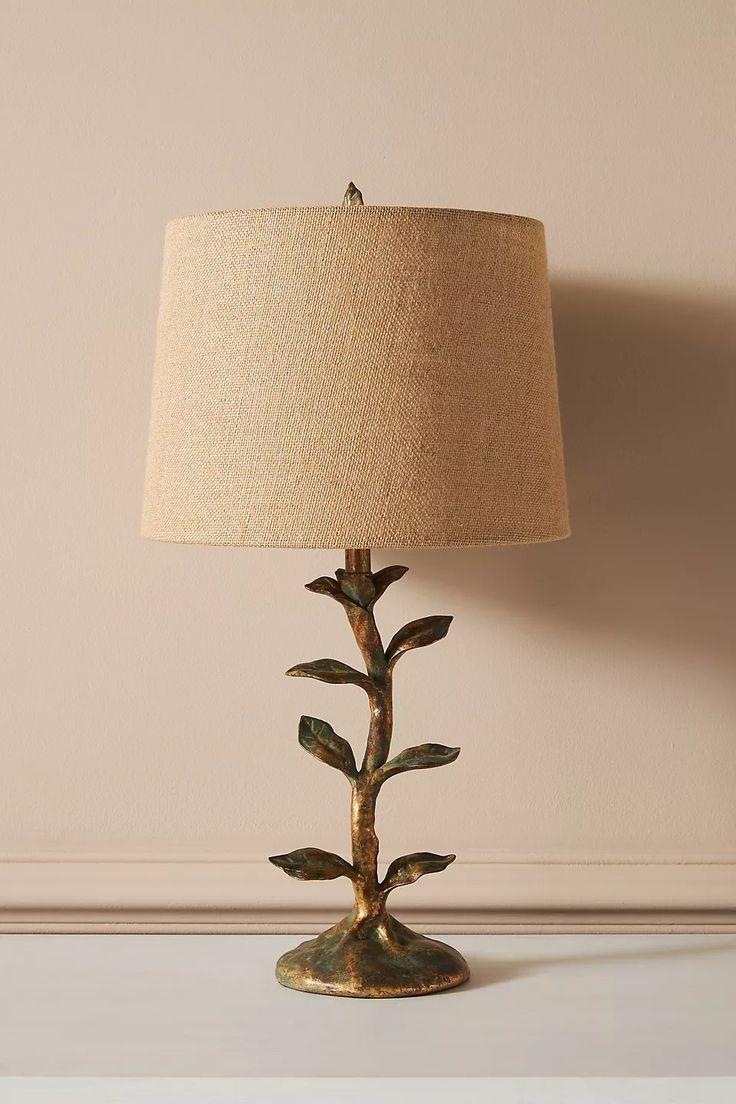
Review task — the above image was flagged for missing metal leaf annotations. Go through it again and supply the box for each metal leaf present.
[379,743,460,780]
[385,615,453,667]
[269,847,355,881]
[369,565,408,607]
[286,659,372,691]
[381,852,456,893]
[305,576,352,608]
[299,715,357,779]
[335,569,376,609]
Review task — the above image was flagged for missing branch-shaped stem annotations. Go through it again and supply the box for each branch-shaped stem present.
[276,552,457,924]
[350,772,381,918]
[350,673,393,917]
[341,552,394,919]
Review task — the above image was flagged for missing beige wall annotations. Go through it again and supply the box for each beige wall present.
[1,0,735,931]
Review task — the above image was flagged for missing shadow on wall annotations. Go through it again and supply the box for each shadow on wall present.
[412,280,736,668]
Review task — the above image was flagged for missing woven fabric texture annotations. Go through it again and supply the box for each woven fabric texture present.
[142,205,568,548]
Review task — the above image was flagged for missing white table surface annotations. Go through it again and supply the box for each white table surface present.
[1,934,735,1099]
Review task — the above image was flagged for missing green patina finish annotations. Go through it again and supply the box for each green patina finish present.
[275,910,468,999]
[270,550,469,998]
[342,181,364,206]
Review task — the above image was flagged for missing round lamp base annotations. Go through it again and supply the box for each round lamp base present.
[275,911,470,998]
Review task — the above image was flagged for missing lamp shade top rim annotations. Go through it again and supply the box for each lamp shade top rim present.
[165,204,544,230]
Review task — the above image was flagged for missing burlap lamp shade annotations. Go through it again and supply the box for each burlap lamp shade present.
[142,204,568,548]
[141,192,569,999]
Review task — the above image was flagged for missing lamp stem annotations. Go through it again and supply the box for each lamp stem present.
[341,546,390,919]
[344,548,371,573]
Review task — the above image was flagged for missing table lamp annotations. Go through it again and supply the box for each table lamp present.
[142,184,568,997]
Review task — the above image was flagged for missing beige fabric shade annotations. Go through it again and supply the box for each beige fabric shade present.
[142,204,568,548]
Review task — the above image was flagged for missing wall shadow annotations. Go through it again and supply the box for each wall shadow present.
[411,280,736,669]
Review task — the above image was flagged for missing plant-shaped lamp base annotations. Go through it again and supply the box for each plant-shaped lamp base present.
[269,550,470,998]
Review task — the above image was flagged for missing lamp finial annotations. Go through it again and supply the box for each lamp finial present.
[343,181,364,206]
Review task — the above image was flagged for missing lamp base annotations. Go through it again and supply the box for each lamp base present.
[275,909,470,998]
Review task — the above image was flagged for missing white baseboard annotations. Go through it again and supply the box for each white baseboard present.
[1,859,735,933]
